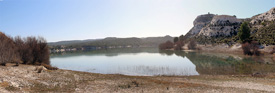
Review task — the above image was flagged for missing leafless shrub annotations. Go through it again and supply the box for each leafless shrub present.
[188,40,197,50]
[0,32,51,67]
[241,41,260,56]
[174,41,184,50]
[0,32,18,66]
[159,41,174,50]
[14,36,33,64]
[15,36,50,65]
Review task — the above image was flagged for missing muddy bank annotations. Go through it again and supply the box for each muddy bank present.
[1,64,275,93]
[198,43,275,55]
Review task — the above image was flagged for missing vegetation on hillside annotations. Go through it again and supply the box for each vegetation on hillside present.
[160,19,274,56]
[159,35,199,50]
[251,22,275,45]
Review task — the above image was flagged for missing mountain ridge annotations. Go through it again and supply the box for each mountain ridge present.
[48,36,174,48]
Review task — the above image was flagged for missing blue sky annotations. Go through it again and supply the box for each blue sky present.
[0,0,274,42]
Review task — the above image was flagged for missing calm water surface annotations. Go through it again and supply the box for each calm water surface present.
[50,48,275,76]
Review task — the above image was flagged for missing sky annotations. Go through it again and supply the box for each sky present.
[0,0,274,42]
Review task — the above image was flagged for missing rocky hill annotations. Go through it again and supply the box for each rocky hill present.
[184,7,275,44]
[251,7,275,25]
[198,15,241,37]
[186,14,241,38]
[185,14,215,37]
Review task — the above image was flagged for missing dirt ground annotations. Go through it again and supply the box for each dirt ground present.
[0,64,275,93]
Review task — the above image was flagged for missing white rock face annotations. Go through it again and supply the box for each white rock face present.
[199,26,239,37]
[187,14,214,37]
[210,15,241,25]
[198,15,241,37]
[185,7,275,38]
[186,13,242,37]
[251,7,275,24]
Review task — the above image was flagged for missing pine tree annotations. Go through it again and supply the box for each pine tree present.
[237,22,251,43]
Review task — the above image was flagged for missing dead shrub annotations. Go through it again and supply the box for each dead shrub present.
[15,36,50,65]
[0,32,18,66]
[241,41,260,56]
[188,40,197,50]
[174,41,184,50]
[159,41,174,50]
[0,32,54,68]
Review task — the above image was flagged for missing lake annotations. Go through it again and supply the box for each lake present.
[50,48,275,76]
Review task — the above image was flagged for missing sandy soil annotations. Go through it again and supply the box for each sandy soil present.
[1,64,275,93]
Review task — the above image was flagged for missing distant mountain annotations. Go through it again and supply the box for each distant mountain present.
[48,35,174,48]
[48,39,99,46]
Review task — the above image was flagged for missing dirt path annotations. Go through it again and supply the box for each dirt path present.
[0,64,275,93]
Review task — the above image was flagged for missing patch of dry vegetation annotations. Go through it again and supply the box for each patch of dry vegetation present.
[241,41,260,56]
[0,32,57,69]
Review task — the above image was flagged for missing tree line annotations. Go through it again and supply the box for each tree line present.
[159,34,198,50]
[0,32,51,67]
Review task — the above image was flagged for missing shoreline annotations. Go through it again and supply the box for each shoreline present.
[1,64,275,92]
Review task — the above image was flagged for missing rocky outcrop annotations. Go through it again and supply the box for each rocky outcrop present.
[186,14,214,37]
[198,15,241,37]
[251,7,275,25]
[186,14,241,37]
[184,7,275,39]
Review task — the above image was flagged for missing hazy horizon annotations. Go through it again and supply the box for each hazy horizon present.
[0,0,274,42]
[48,35,175,43]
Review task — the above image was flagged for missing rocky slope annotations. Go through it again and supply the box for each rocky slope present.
[185,7,275,39]
[251,7,275,25]
[186,14,215,37]
[198,15,241,37]
[185,14,241,38]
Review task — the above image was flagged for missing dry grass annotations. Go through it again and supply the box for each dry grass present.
[0,81,10,87]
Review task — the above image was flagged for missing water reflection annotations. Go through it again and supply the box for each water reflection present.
[51,48,275,76]
[159,50,275,75]
[51,48,199,76]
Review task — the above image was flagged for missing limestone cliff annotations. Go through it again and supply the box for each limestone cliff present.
[186,14,215,37]
[185,7,275,38]
[186,14,241,38]
[198,15,241,37]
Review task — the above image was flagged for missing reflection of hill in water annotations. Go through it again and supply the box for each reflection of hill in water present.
[51,48,159,58]
[51,48,275,75]
[160,50,275,75]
